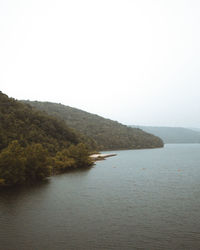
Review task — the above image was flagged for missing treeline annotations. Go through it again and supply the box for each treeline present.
[0,92,93,186]
[23,101,164,150]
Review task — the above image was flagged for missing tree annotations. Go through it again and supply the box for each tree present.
[0,140,26,186]
[67,143,93,168]
[54,149,76,172]
[25,143,51,181]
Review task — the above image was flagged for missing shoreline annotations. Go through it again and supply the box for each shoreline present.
[90,153,117,161]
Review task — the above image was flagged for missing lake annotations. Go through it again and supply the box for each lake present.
[0,144,200,249]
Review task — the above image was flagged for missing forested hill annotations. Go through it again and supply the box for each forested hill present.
[0,92,81,152]
[0,92,93,186]
[22,101,164,150]
[130,125,200,144]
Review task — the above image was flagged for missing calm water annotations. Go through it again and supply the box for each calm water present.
[0,144,200,250]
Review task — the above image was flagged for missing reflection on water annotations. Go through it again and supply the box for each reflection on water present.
[0,180,49,204]
[0,144,200,250]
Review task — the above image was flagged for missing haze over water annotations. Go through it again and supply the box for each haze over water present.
[0,144,200,250]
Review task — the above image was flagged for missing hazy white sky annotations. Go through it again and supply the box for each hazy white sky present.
[1,0,200,127]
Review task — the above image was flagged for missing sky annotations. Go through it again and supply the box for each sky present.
[0,0,200,127]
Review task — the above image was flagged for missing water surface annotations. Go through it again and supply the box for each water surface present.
[0,144,200,249]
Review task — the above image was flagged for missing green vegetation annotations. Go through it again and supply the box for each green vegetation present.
[130,125,200,144]
[0,91,164,186]
[23,101,164,150]
[53,143,93,173]
[0,141,51,186]
[0,92,93,186]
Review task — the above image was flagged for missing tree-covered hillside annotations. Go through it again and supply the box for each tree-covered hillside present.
[130,125,200,144]
[0,92,93,186]
[23,101,164,150]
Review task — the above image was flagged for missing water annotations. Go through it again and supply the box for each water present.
[0,144,200,250]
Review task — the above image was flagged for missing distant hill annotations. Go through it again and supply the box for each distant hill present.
[130,125,200,144]
[22,101,164,150]
[0,92,92,186]
[189,128,200,133]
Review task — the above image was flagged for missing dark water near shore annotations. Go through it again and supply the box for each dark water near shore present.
[1,144,200,250]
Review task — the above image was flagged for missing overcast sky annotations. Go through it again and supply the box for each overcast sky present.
[1,0,200,127]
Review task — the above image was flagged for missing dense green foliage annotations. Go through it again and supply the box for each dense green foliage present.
[0,92,80,153]
[53,143,93,173]
[0,141,26,185]
[0,92,93,186]
[0,141,51,186]
[23,101,164,150]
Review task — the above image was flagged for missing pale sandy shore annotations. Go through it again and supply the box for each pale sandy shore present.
[90,153,117,161]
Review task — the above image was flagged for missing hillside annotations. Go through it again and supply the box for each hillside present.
[22,101,164,150]
[189,128,200,133]
[130,125,200,144]
[0,92,92,186]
